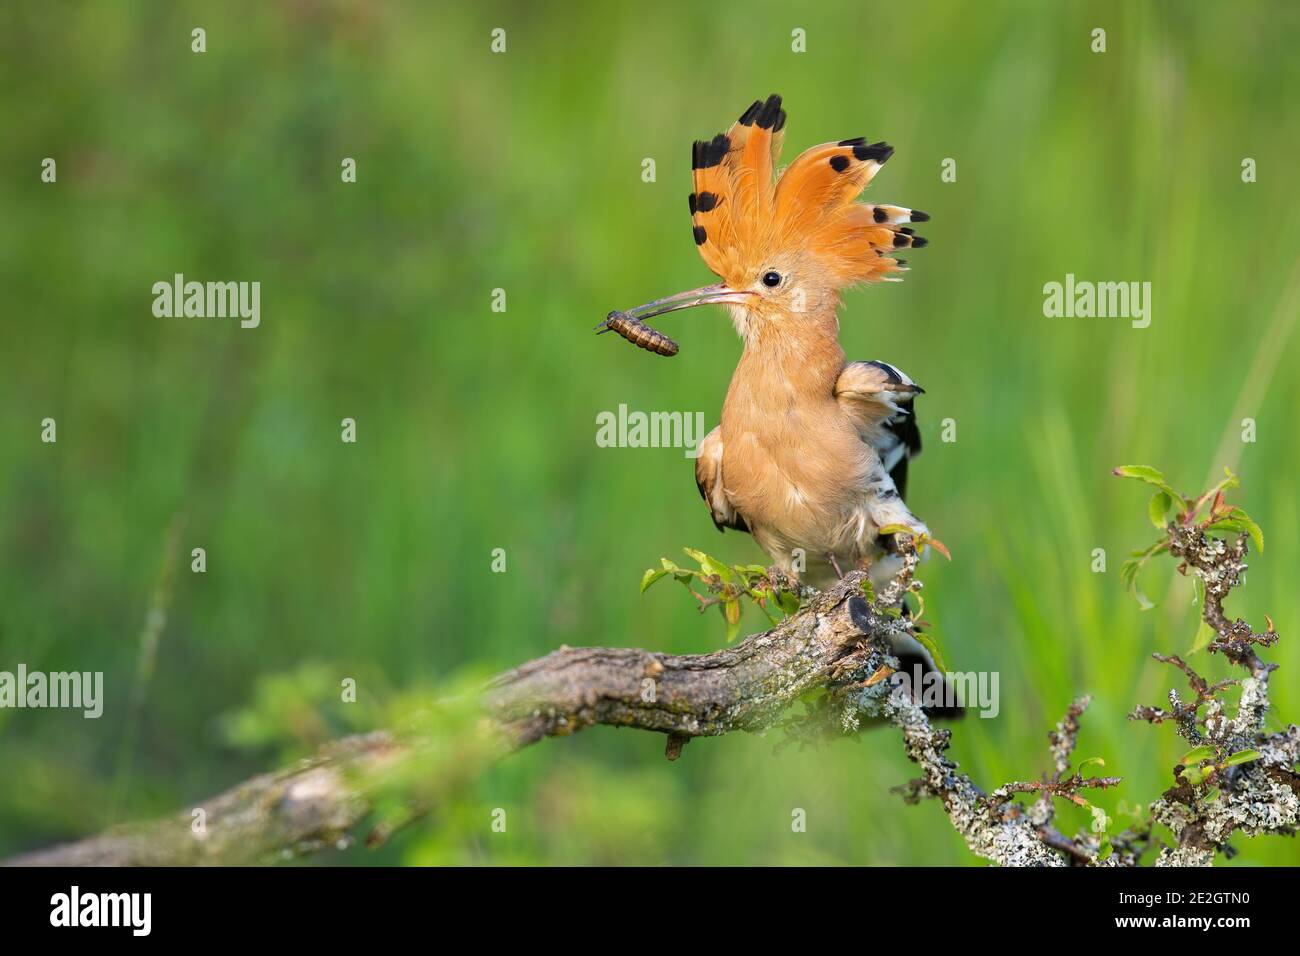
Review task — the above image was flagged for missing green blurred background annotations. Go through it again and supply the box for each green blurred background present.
[2,0,1298,865]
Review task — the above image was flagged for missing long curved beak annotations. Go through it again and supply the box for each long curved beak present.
[616,283,755,321]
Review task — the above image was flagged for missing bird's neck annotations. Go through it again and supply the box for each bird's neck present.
[725,306,845,411]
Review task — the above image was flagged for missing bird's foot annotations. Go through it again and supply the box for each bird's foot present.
[763,565,797,589]
[761,566,817,604]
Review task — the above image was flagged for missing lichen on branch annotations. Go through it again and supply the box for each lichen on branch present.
[6,471,1295,868]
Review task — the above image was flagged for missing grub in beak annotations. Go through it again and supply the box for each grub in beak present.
[597,284,755,357]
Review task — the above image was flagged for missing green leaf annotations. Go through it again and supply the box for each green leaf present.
[1119,558,1154,610]
[1097,834,1114,862]
[911,590,927,621]
[1179,745,1216,766]
[1205,516,1264,554]
[1225,507,1264,553]
[724,598,741,623]
[1222,749,1260,768]
[751,590,781,625]
[684,547,734,582]
[776,589,802,616]
[797,686,827,707]
[876,523,913,536]
[1189,619,1216,655]
[1113,464,1170,488]
[723,599,741,643]
[658,557,699,586]
[1119,540,1167,610]
[914,631,950,676]
[1113,465,1182,500]
[1148,491,1174,529]
[1077,756,1107,772]
[640,568,668,593]
[1182,765,1213,786]
[1089,804,1112,836]
[1209,468,1241,498]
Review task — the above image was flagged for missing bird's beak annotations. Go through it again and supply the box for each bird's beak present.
[618,283,755,321]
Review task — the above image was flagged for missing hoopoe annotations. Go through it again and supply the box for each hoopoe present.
[613,94,932,594]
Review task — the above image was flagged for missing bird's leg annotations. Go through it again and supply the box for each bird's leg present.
[828,552,847,579]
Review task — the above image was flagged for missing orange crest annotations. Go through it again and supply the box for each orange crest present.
[689,94,927,292]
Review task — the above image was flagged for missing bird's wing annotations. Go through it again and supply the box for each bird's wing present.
[695,426,748,533]
[834,360,923,499]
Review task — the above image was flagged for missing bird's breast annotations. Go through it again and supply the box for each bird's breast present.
[719,399,873,542]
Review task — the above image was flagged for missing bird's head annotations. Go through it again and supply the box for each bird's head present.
[617,94,928,344]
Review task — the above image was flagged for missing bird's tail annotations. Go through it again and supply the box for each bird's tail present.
[851,590,966,722]
[890,628,966,722]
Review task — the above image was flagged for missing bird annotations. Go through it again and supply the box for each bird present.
[615,93,933,594]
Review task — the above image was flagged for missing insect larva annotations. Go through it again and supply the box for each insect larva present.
[595,310,679,357]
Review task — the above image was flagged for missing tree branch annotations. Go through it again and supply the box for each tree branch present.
[7,520,1294,868]
[10,558,1064,867]
[7,573,890,866]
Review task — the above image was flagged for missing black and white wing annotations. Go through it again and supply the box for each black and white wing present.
[833,360,922,499]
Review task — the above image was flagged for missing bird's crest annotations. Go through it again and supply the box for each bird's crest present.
[689,94,928,290]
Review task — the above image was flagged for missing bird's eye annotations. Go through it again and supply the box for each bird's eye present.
[762,271,782,288]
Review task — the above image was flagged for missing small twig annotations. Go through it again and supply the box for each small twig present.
[1128,522,1299,864]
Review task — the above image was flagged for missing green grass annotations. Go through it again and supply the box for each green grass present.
[1,0,1298,865]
